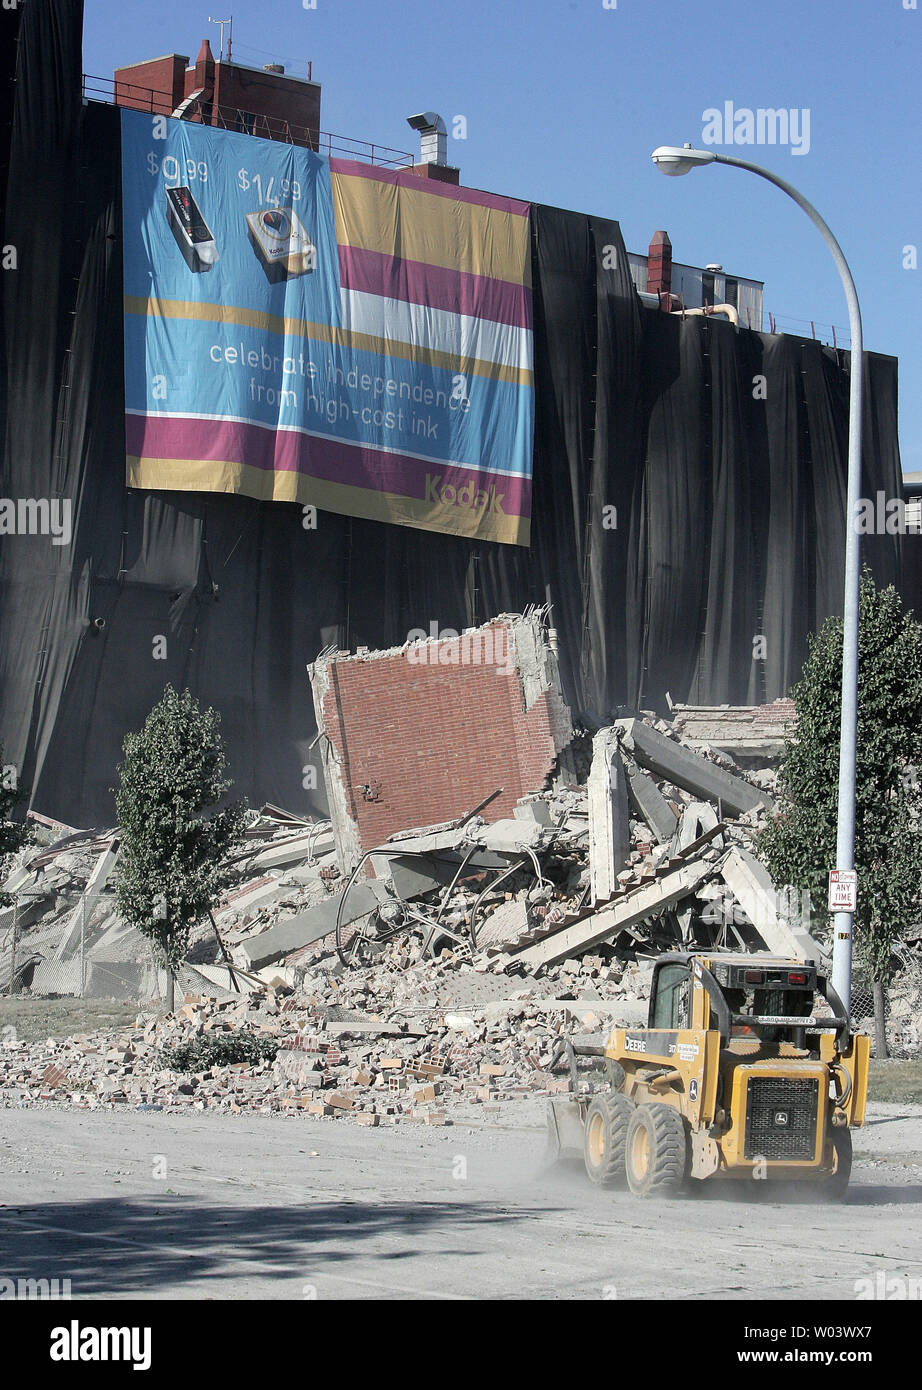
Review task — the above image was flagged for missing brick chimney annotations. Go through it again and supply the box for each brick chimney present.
[647,229,672,303]
[194,38,215,87]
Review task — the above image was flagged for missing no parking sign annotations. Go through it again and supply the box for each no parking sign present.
[828,869,858,913]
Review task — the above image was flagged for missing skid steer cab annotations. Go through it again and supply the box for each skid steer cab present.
[547,951,869,1198]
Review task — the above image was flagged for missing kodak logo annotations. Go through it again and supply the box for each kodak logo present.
[425,474,505,514]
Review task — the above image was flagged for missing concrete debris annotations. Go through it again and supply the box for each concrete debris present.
[508,853,718,970]
[0,944,656,1123]
[668,697,796,760]
[0,806,341,1001]
[239,826,336,872]
[236,880,389,972]
[615,716,776,817]
[718,846,821,961]
[0,687,820,1059]
[623,757,678,844]
[52,838,121,962]
[587,730,630,903]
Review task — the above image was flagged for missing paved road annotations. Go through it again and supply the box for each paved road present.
[1,1102,920,1300]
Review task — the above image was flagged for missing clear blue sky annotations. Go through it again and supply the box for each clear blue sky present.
[84,0,921,471]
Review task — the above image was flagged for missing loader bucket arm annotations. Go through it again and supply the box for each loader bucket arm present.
[692,960,732,1044]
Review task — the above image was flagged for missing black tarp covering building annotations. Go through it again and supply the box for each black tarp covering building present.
[0,0,904,825]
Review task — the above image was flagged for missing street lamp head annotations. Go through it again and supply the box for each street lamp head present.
[651,144,717,177]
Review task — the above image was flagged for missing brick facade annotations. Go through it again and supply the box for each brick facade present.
[114,39,321,146]
[310,617,573,865]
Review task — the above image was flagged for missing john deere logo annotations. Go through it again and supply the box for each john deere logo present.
[773,1111,790,1127]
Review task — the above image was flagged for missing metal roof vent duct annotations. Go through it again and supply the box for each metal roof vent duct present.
[406,112,448,166]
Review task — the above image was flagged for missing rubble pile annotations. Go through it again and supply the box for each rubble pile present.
[0,708,821,1009]
[0,944,655,1124]
[0,807,342,1000]
[18,686,921,1122]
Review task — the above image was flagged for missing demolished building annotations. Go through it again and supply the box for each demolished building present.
[3,629,920,1125]
[2,614,825,1005]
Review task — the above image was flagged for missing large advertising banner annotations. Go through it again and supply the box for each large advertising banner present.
[120,110,534,545]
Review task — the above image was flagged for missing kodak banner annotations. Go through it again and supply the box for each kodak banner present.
[120,110,534,544]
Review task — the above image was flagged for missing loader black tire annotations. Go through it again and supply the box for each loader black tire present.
[823,1127,853,1200]
[625,1103,689,1197]
[583,1091,635,1187]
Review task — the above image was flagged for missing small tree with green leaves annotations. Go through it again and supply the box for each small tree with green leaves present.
[758,569,922,1056]
[0,750,29,909]
[115,686,246,1011]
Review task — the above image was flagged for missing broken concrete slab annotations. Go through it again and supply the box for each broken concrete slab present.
[370,849,511,904]
[719,847,822,962]
[379,827,474,856]
[0,890,55,936]
[676,801,721,852]
[510,856,716,969]
[478,817,547,854]
[475,897,528,949]
[243,826,335,872]
[1,862,35,900]
[615,718,775,818]
[236,881,389,971]
[213,876,281,924]
[370,853,452,900]
[587,731,630,903]
[624,759,678,844]
[514,797,555,827]
[186,962,256,995]
[53,838,120,961]
[669,698,795,760]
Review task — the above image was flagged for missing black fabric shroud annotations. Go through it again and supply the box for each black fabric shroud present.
[0,0,906,825]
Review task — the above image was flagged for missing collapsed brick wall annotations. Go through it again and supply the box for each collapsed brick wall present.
[311,617,573,866]
[670,698,796,753]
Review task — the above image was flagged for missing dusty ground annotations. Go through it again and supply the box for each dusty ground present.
[1,1099,920,1301]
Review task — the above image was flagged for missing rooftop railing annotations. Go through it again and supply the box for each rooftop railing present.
[83,73,415,169]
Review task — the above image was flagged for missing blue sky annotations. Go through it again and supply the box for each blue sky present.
[84,0,921,471]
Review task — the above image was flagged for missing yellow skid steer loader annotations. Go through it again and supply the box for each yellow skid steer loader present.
[547,952,868,1197]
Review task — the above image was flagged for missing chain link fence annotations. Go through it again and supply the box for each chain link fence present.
[1,882,155,1002]
[851,947,922,1060]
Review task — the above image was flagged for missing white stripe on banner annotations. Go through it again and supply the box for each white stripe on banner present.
[124,408,530,478]
[339,289,534,375]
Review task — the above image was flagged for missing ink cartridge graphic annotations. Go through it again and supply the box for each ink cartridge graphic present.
[245,207,315,282]
[166,186,219,273]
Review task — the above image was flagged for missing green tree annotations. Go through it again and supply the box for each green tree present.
[114,686,246,1011]
[0,749,29,909]
[758,569,922,1057]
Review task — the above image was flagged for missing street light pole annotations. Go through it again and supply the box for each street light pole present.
[651,145,863,1009]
